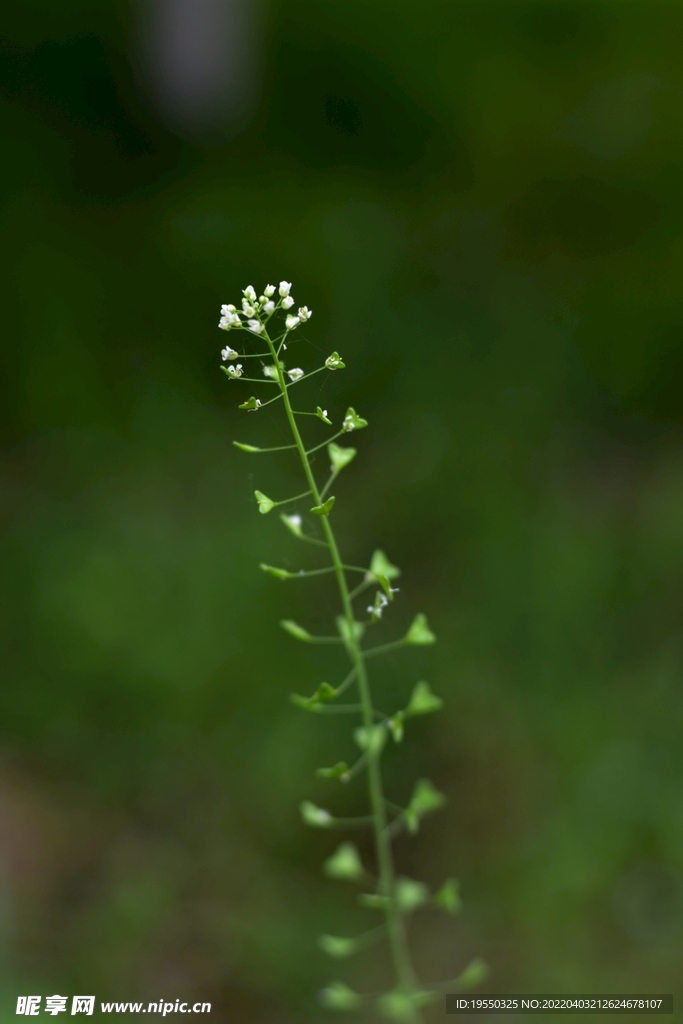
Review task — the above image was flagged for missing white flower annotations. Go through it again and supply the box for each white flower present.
[243,285,257,301]
[221,345,239,361]
[282,295,295,310]
[287,367,304,382]
[367,593,389,618]
[298,306,312,321]
[265,284,276,297]
[279,281,292,297]
[247,319,264,334]
[287,514,302,529]
[263,301,275,314]
[263,365,278,378]
[219,313,240,330]
[286,315,301,330]
[225,364,243,378]
[221,304,237,315]
[242,301,255,316]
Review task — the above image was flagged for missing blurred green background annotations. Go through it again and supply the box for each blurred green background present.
[1,0,683,1019]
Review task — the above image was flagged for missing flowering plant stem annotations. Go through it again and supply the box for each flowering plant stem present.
[263,327,419,1009]
[219,281,484,1022]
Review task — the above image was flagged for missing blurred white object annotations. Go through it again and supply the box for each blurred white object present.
[134,0,260,138]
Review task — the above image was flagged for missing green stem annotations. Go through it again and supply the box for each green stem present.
[262,329,421,1015]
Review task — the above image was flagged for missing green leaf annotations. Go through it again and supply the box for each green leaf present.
[314,682,337,701]
[369,550,401,581]
[404,778,445,834]
[319,982,362,1012]
[278,614,311,638]
[410,778,446,814]
[376,991,419,1023]
[388,712,404,743]
[358,893,392,911]
[318,934,356,958]
[325,351,346,370]
[434,878,462,915]
[238,396,261,411]
[354,725,386,756]
[300,800,333,828]
[310,496,335,516]
[280,619,312,642]
[323,842,365,881]
[342,407,368,432]
[328,442,357,474]
[260,563,291,580]
[395,877,429,913]
[316,761,350,781]
[290,679,339,712]
[254,489,276,514]
[336,616,365,643]
[404,613,436,645]
[317,406,333,425]
[290,694,324,713]
[232,441,261,452]
[290,683,337,712]
[405,681,443,716]
[376,990,438,1023]
[280,512,304,537]
[453,958,489,990]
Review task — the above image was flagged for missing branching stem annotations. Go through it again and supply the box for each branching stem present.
[262,327,421,1019]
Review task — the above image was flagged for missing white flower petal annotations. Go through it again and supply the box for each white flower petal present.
[219,312,241,330]
[247,319,264,334]
[279,281,292,297]
[285,315,301,330]
[287,367,304,381]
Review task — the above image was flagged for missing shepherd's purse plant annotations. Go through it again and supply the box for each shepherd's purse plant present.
[218,282,485,1022]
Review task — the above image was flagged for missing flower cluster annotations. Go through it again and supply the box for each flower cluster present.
[219,281,313,359]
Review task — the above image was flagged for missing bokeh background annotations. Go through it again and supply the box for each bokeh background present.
[2,0,683,1019]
